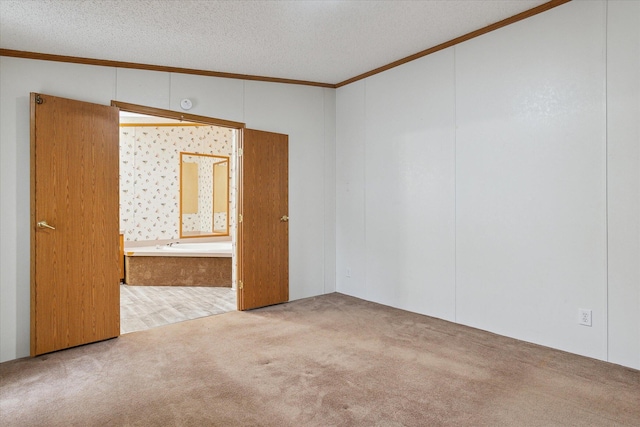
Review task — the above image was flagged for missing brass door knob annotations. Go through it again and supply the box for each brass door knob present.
[37,221,56,230]
[280,215,289,222]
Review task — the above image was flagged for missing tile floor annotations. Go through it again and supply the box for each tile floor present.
[120,285,236,334]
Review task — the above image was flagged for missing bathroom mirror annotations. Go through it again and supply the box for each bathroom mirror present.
[180,152,229,237]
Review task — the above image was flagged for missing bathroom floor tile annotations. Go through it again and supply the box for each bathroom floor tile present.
[120,285,236,334]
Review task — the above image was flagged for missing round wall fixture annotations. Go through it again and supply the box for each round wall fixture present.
[180,98,193,110]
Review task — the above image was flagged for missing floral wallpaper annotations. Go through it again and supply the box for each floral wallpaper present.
[197,156,214,232]
[182,213,199,232]
[119,124,235,242]
[214,212,227,233]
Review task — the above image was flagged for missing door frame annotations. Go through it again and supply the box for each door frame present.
[111,101,246,309]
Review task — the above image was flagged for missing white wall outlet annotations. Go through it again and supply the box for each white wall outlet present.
[346,268,352,277]
[579,309,592,326]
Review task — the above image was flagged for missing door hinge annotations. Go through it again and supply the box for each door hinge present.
[239,214,243,223]
[239,280,244,290]
[35,94,44,105]
[238,148,243,157]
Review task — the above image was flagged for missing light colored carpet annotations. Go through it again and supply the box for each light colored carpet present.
[120,285,236,334]
[1,293,639,426]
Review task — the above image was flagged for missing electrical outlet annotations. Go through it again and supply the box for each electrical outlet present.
[346,268,352,277]
[579,309,592,327]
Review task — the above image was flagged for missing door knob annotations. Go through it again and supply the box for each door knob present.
[37,221,56,230]
[280,215,289,222]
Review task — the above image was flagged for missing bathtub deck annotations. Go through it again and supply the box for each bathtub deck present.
[125,256,232,287]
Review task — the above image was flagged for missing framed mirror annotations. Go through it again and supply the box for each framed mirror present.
[180,152,229,237]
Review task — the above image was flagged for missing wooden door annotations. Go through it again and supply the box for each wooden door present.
[238,129,289,310]
[31,93,120,356]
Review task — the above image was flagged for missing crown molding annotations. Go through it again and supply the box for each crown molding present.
[335,0,571,87]
[1,0,570,90]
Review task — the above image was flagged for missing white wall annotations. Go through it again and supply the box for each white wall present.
[0,58,336,362]
[336,81,367,298]
[456,0,607,359]
[336,0,640,369]
[365,49,456,319]
[606,0,640,369]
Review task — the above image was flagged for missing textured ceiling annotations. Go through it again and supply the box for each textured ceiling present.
[0,0,549,85]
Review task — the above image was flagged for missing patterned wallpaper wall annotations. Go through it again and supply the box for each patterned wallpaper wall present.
[197,156,214,232]
[214,212,227,232]
[119,124,235,242]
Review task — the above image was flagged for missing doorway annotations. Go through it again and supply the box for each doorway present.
[117,110,239,334]
[113,100,291,313]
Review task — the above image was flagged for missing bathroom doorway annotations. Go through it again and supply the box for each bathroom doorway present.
[114,101,290,332]
[117,108,239,334]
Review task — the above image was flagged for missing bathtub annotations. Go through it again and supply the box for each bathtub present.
[124,240,233,287]
[161,241,232,255]
[126,241,232,257]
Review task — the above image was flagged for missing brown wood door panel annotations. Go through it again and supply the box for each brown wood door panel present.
[31,93,120,356]
[238,129,289,310]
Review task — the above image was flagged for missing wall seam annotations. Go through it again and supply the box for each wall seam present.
[363,80,368,300]
[453,46,458,324]
[322,89,327,295]
[604,0,610,363]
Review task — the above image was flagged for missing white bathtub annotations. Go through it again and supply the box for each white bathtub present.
[125,241,233,257]
[162,242,231,252]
